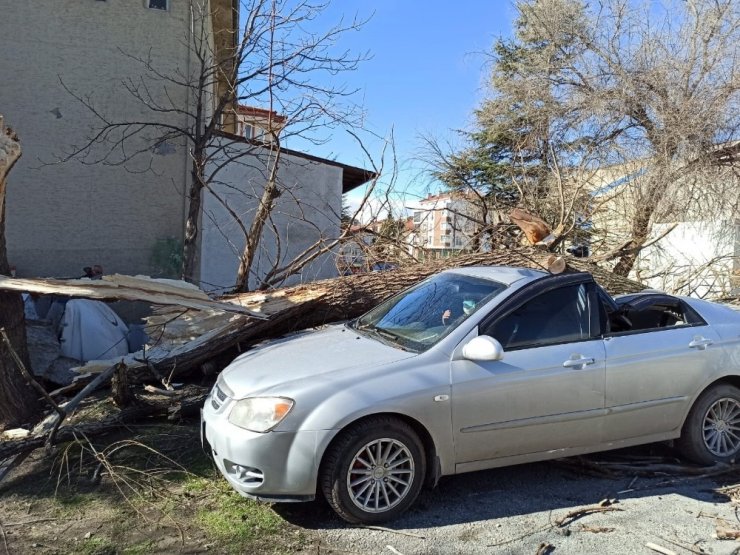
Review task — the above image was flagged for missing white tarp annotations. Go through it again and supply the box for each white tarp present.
[59,299,130,362]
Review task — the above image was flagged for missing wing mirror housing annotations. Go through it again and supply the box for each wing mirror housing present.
[462,336,504,362]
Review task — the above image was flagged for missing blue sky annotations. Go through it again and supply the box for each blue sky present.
[286,1,517,215]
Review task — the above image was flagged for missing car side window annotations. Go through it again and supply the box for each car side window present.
[609,294,708,335]
[482,283,593,350]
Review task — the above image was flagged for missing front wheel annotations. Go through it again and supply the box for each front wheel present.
[320,417,426,524]
[677,384,740,465]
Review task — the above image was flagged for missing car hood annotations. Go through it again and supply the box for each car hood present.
[220,324,417,398]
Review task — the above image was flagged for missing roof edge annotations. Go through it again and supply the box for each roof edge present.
[213,129,378,193]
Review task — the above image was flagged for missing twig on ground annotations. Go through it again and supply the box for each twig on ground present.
[143,385,178,396]
[488,523,553,547]
[656,535,706,554]
[0,517,8,555]
[646,542,677,555]
[597,462,729,477]
[578,524,614,533]
[535,542,554,555]
[357,526,424,539]
[620,465,740,495]
[3,518,58,527]
[554,505,622,527]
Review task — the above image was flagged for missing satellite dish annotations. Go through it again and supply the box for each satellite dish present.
[547,255,566,274]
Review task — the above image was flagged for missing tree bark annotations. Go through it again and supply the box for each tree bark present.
[234,144,282,292]
[0,117,39,428]
[611,191,660,277]
[130,248,644,382]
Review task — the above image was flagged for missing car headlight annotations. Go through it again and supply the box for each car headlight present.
[228,397,294,432]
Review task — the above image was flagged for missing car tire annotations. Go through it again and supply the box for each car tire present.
[677,384,740,465]
[320,416,426,524]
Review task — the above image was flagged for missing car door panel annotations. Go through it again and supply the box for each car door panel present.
[603,325,723,441]
[451,340,606,464]
[450,279,607,466]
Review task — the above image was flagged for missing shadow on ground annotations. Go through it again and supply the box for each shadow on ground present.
[274,442,735,531]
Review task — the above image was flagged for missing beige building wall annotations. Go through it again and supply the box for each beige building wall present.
[0,0,197,277]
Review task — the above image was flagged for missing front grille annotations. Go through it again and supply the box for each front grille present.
[215,384,227,402]
[211,383,230,410]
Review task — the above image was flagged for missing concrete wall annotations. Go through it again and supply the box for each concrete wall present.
[0,0,195,277]
[637,220,739,298]
[200,139,343,292]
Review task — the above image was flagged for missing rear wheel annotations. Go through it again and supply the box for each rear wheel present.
[320,417,426,524]
[677,384,740,464]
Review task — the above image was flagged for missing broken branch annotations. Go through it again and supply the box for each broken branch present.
[554,505,622,527]
[0,327,65,449]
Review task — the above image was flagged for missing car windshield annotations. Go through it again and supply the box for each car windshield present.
[352,272,507,352]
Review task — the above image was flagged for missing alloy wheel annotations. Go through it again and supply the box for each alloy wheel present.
[346,437,415,513]
[703,397,740,457]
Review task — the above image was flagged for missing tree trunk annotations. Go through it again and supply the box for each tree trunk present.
[234,145,282,292]
[129,249,644,382]
[182,156,205,283]
[0,117,39,428]
[611,198,655,277]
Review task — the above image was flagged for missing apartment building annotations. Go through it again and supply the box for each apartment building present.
[407,193,481,256]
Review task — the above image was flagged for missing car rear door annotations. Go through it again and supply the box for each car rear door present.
[601,296,723,441]
[450,276,607,468]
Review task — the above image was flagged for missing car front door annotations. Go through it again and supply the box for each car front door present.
[450,278,606,468]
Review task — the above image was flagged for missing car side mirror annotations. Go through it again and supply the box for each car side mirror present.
[462,336,504,362]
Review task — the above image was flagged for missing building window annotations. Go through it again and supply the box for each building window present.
[413,211,422,224]
[147,0,168,10]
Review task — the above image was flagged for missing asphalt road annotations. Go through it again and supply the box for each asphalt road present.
[278,445,740,555]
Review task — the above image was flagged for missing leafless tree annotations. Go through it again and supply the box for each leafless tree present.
[60,0,369,290]
[220,129,400,290]
[438,0,739,285]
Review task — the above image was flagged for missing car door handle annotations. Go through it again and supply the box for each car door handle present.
[563,356,596,368]
[689,337,713,350]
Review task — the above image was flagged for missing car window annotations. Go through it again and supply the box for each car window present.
[610,294,707,334]
[353,273,507,352]
[483,283,592,350]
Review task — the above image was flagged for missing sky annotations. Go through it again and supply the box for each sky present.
[285,1,517,219]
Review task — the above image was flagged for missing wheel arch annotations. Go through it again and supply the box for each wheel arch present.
[318,412,441,489]
[680,375,740,428]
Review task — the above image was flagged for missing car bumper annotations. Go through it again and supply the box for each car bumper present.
[202,399,337,502]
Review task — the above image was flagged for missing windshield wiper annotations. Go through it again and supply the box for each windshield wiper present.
[373,328,402,342]
[353,324,416,351]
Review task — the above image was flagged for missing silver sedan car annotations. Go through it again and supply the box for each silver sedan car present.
[202,266,740,523]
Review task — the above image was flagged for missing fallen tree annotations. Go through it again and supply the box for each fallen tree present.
[0,250,642,467]
[17,249,644,384]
